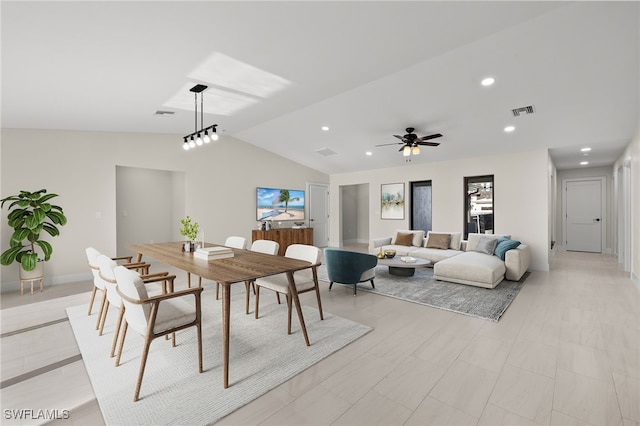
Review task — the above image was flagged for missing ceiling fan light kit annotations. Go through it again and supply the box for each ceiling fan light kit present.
[182,84,219,151]
[376,127,442,159]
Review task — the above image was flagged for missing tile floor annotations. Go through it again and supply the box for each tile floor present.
[1,249,638,425]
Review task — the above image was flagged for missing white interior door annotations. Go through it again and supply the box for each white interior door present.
[564,179,603,252]
[308,183,329,248]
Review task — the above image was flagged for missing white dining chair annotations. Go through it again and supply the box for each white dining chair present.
[254,244,323,338]
[242,239,280,314]
[113,265,203,402]
[213,236,248,299]
[96,254,170,357]
[86,247,150,330]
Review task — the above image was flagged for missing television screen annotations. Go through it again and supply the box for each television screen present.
[257,187,305,221]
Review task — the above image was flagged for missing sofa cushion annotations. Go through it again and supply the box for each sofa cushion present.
[434,251,506,288]
[425,233,451,249]
[394,232,414,246]
[466,233,510,252]
[474,236,499,255]
[411,247,462,263]
[427,231,462,250]
[391,230,425,247]
[494,237,521,260]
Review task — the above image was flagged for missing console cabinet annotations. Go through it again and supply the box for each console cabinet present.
[251,228,313,256]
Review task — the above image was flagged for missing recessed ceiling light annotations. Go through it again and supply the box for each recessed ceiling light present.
[321,126,329,131]
[580,161,589,166]
[504,125,515,132]
[581,147,591,152]
[481,77,495,86]
[366,151,373,156]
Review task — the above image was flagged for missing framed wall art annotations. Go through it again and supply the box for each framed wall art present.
[381,182,405,219]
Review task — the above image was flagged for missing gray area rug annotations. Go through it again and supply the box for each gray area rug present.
[66,286,371,425]
[317,265,529,322]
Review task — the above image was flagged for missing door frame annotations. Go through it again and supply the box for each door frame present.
[561,176,606,253]
[307,182,329,248]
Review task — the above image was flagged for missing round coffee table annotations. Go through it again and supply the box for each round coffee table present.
[376,256,431,277]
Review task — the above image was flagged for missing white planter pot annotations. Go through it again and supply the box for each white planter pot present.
[20,261,44,280]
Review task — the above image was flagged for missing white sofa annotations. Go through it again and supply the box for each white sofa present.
[369,230,530,289]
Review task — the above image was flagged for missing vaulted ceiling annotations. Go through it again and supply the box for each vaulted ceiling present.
[2,1,638,174]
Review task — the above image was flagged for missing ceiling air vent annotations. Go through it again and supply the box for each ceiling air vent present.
[315,148,337,156]
[154,110,175,115]
[511,105,535,117]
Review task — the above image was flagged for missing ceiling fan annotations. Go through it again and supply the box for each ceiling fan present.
[376,127,443,157]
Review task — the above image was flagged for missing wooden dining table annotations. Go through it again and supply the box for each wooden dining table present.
[128,241,318,388]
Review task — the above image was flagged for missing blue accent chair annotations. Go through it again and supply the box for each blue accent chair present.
[324,248,378,296]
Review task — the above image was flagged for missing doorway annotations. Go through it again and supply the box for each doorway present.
[338,183,369,248]
[563,177,604,253]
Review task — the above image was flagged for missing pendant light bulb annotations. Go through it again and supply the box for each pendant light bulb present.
[412,145,420,155]
[403,145,411,156]
[203,131,211,144]
[196,133,203,146]
[189,136,196,148]
[183,138,190,151]
[211,127,219,141]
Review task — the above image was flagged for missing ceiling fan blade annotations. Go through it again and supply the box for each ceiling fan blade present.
[375,142,402,147]
[417,141,440,147]
[417,133,443,141]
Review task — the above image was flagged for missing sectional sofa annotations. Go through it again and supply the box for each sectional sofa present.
[369,230,530,289]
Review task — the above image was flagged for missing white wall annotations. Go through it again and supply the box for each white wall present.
[614,128,640,284]
[0,129,328,291]
[330,149,551,271]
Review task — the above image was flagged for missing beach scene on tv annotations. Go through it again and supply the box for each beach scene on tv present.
[257,187,305,221]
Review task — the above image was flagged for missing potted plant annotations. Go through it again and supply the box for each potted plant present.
[179,216,199,252]
[0,189,68,278]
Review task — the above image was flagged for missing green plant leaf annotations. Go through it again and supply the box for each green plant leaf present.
[20,253,38,271]
[11,228,30,244]
[47,211,67,225]
[39,193,58,203]
[0,245,23,266]
[24,214,40,229]
[42,223,60,237]
[33,208,46,223]
[35,240,52,261]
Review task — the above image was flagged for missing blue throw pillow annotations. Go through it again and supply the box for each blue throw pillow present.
[494,238,521,260]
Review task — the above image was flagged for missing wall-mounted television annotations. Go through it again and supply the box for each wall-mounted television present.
[256,187,305,221]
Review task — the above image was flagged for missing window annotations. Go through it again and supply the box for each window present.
[464,175,494,239]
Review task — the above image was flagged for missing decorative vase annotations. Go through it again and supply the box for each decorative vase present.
[377,247,385,259]
[182,241,196,252]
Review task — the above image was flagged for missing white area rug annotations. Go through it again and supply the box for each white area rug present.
[66,286,371,425]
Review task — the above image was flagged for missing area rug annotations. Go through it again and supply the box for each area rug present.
[66,286,371,425]
[317,265,529,322]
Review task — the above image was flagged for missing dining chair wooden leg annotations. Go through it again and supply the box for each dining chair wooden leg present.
[187,272,191,288]
[286,272,310,346]
[115,321,128,367]
[98,300,110,336]
[96,290,107,330]
[276,292,281,304]
[216,282,220,300]
[134,336,153,402]
[197,322,203,374]
[315,285,324,320]
[87,286,97,315]
[110,305,125,357]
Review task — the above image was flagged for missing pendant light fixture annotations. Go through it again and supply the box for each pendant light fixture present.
[182,84,218,151]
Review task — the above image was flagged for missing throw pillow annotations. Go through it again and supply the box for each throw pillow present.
[474,235,499,255]
[425,233,451,250]
[494,238,521,260]
[395,232,414,246]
